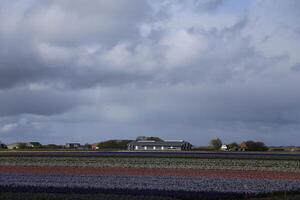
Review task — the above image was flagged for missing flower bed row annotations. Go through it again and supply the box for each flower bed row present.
[0,166,300,180]
[1,157,299,172]
[1,151,300,160]
[0,190,179,200]
[1,173,300,194]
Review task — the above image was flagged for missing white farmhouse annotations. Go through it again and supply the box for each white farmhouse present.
[220,144,228,151]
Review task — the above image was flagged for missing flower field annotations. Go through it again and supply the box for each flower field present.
[0,152,300,199]
[0,156,299,172]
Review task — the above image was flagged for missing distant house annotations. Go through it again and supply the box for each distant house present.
[127,140,192,151]
[65,143,81,149]
[220,144,228,151]
[91,143,99,150]
[7,143,21,150]
[240,142,247,151]
[6,142,42,149]
[26,142,42,148]
[290,147,300,152]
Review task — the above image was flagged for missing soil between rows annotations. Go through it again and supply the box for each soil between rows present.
[1,166,300,180]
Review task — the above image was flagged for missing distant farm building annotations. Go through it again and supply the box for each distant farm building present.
[6,142,42,149]
[26,142,42,148]
[220,144,228,151]
[127,140,192,151]
[65,143,81,149]
[7,143,21,150]
[91,143,99,150]
[240,142,247,151]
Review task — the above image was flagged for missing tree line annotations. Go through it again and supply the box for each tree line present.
[210,138,269,151]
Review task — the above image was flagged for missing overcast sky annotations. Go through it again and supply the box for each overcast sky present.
[0,0,300,145]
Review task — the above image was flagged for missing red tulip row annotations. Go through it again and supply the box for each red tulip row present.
[1,165,300,181]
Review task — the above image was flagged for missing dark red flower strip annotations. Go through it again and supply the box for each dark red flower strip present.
[0,166,299,180]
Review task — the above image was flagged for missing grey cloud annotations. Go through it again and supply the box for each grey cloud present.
[0,41,154,90]
[0,88,80,116]
[26,0,150,46]
[291,63,300,72]
[0,0,152,89]
[138,81,300,126]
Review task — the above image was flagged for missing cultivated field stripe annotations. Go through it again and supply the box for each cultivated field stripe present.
[1,166,300,180]
[1,157,299,172]
[1,173,300,194]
